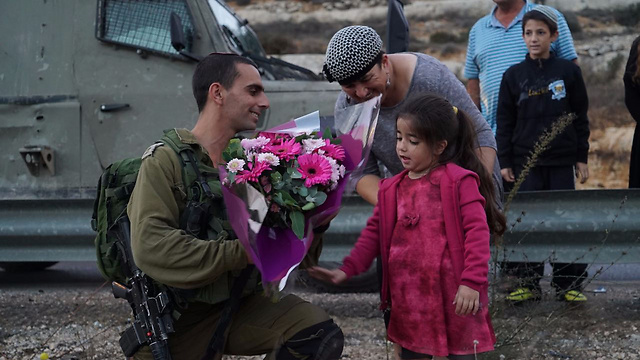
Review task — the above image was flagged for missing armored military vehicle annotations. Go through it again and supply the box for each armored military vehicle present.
[0,0,342,271]
[6,0,634,295]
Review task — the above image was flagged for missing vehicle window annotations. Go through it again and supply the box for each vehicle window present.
[207,0,266,57]
[96,0,194,56]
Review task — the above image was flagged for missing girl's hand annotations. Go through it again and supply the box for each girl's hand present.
[307,266,347,284]
[453,285,480,316]
[575,162,589,184]
[501,168,515,182]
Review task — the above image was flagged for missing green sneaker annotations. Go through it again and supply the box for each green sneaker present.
[562,290,587,302]
[506,287,540,302]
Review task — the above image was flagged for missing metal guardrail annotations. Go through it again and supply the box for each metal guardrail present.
[0,199,96,262]
[496,189,640,264]
[0,189,639,264]
[321,189,640,264]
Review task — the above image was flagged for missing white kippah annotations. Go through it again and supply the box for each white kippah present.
[323,26,383,84]
[531,5,558,27]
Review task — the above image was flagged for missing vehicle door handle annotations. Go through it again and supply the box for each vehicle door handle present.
[100,103,130,112]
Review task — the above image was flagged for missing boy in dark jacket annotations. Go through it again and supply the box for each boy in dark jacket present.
[496,6,590,304]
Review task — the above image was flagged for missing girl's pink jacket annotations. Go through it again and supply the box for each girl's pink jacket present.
[339,163,491,310]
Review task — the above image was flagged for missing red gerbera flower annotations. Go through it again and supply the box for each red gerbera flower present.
[235,161,272,184]
[265,138,302,161]
[259,132,291,146]
[298,153,332,187]
[321,139,346,161]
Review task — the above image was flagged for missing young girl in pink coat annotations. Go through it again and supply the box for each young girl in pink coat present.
[310,93,506,359]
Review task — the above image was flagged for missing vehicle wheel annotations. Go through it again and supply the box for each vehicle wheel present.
[295,261,379,293]
[0,262,58,272]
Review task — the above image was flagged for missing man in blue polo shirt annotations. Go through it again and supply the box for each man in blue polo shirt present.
[464,0,577,134]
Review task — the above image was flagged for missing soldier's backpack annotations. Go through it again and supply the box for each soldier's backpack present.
[91,129,215,283]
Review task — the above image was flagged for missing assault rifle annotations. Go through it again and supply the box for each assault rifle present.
[110,215,175,360]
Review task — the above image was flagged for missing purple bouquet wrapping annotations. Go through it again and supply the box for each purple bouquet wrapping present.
[220,96,380,290]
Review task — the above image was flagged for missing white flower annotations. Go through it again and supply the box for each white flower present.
[241,136,270,151]
[323,156,344,185]
[226,158,246,173]
[257,152,280,166]
[243,151,257,161]
[302,138,326,153]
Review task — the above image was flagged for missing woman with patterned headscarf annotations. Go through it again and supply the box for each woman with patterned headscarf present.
[322,25,501,206]
[624,35,640,188]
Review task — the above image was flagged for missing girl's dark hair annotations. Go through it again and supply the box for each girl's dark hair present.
[634,41,640,84]
[522,11,558,35]
[397,93,506,236]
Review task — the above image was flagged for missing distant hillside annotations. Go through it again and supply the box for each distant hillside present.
[231,0,640,188]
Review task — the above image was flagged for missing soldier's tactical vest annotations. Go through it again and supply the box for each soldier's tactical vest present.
[93,128,259,305]
[162,129,261,305]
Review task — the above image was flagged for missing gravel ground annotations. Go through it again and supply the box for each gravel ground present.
[2,276,640,360]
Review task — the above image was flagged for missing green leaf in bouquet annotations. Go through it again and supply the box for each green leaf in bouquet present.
[271,171,282,183]
[273,192,285,206]
[279,191,299,207]
[223,138,244,161]
[322,127,333,140]
[227,172,236,184]
[288,167,302,179]
[271,172,285,190]
[306,191,327,206]
[308,187,318,197]
[295,133,312,142]
[297,186,309,197]
[301,202,316,211]
[290,211,305,240]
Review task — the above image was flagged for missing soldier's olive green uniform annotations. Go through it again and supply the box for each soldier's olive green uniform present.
[127,129,329,360]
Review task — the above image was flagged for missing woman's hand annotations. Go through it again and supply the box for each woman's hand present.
[453,285,480,316]
[576,162,589,184]
[307,266,347,284]
[501,168,515,182]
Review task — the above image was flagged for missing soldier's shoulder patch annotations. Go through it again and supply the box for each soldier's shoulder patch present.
[142,142,164,159]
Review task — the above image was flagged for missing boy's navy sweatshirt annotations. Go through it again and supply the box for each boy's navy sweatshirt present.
[496,54,590,169]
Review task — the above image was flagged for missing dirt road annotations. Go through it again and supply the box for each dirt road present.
[2,272,640,360]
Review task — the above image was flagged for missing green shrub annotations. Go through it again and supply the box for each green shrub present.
[258,33,297,54]
[430,31,457,44]
[563,11,582,34]
[613,3,640,26]
[430,31,466,44]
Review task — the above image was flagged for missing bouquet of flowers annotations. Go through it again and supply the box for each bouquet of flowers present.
[220,97,380,291]
[224,128,346,240]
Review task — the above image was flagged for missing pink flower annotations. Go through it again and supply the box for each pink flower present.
[260,175,272,193]
[259,132,291,146]
[265,138,301,161]
[235,161,271,184]
[321,139,346,161]
[241,136,271,151]
[298,153,332,187]
[270,203,281,212]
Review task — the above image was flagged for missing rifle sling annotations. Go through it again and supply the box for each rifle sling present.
[201,265,255,360]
